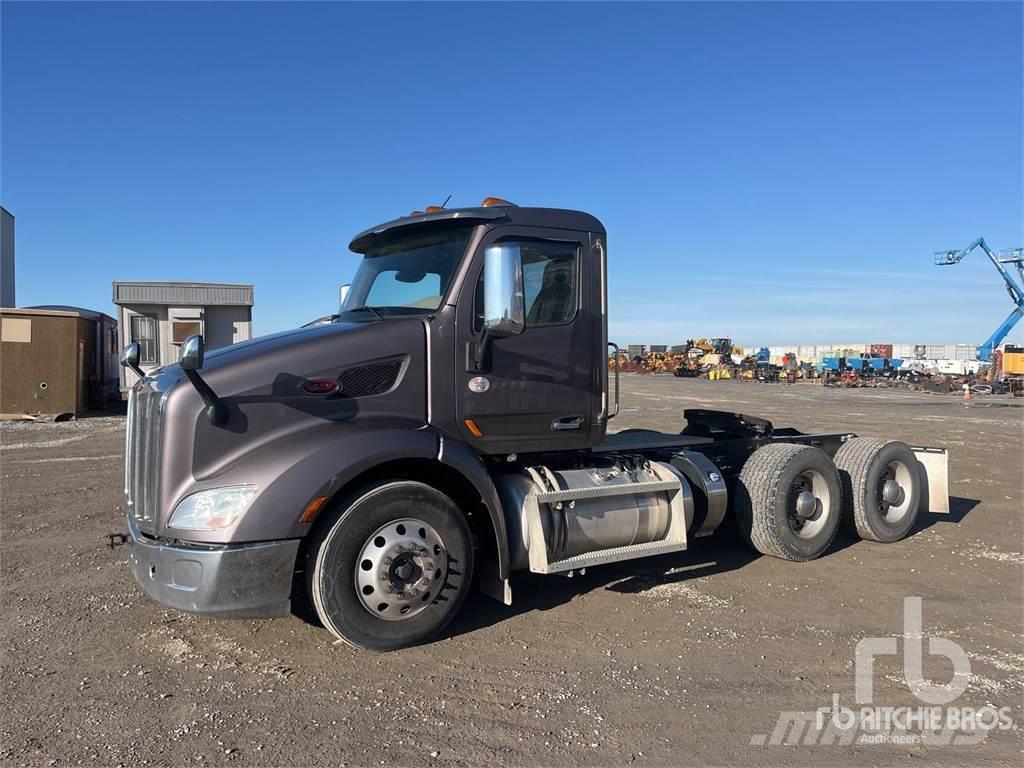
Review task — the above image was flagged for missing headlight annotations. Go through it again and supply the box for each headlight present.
[168,485,257,531]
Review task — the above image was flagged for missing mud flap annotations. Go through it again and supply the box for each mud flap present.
[912,447,949,514]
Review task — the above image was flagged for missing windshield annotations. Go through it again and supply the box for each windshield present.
[338,226,474,320]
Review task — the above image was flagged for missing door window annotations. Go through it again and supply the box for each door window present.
[130,315,157,365]
[475,239,579,329]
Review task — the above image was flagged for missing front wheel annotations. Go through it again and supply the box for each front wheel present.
[306,480,474,652]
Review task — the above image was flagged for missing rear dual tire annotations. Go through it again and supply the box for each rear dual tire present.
[736,439,921,559]
[735,443,842,560]
[832,438,920,542]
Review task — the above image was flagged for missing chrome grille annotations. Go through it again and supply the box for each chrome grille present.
[125,382,163,523]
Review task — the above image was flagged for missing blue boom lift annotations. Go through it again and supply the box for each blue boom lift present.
[934,237,1024,362]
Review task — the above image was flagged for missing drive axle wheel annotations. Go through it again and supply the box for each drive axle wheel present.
[832,438,920,543]
[735,443,842,560]
[307,481,474,652]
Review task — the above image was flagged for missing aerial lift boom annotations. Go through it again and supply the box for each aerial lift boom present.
[934,237,1024,362]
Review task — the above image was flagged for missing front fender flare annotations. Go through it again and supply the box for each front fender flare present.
[438,434,509,581]
[224,426,509,582]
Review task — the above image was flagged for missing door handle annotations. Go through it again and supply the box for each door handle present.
[551,416,584,431]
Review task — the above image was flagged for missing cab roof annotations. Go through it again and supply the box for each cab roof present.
[348,206,605,254]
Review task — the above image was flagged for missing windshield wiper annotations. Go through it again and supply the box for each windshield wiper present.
[346,305,386,320]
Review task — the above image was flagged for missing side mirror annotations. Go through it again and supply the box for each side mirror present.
[483,243,525,338]
[179,334,205,371]
[178,334,227,427]
[338,283,351,311]
[120,343,144,378]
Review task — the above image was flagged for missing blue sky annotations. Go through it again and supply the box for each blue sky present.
[2,1,1022,346]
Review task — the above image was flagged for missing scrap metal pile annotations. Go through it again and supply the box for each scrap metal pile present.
[609,341,1023,396]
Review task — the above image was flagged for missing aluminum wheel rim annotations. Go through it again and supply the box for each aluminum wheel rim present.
[354,518,447,621]
[878,460,913,522]
[788,470,832,539]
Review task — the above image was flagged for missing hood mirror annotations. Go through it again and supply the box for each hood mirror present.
[178,334,227,427]
[119,343,144,378]
[179,334,204,371]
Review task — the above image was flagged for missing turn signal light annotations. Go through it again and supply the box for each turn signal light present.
[481,197,517,208]
[299,495,329,524]
[464,419,483,437]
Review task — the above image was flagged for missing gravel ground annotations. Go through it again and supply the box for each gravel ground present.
[1,377,1022,767]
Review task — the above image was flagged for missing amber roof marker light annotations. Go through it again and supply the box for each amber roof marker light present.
[419,195,453,215]
[481,197,517,208]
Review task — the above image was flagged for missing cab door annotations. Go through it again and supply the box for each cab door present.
[454,226,593,454]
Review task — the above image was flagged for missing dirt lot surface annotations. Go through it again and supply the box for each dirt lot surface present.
[2,377,1022,767]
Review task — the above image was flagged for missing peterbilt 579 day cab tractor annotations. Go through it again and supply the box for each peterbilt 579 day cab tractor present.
[118,199,948,651]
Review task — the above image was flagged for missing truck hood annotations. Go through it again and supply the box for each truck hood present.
[200,321,368,371]
[144,315,430,541]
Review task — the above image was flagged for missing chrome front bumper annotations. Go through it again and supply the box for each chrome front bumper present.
[127,517,300,619]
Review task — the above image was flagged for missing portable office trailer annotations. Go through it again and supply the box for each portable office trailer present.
[0,307,116,416]
[112,282,254,393]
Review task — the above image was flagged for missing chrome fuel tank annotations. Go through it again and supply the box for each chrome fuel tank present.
[494,460,693,572]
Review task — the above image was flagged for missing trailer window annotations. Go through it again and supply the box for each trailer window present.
[130,315,157,365]
[171,320,202,345]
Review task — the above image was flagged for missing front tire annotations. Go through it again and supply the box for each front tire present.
[307,480,474,652]
[832,438,920,543]
[735,443,842,560]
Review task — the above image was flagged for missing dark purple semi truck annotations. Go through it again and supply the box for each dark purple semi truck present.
[118,199,948,651]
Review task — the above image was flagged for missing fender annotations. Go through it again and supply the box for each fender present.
[190,424,510,587]
[217,424,439,541]
[437,434,510,583]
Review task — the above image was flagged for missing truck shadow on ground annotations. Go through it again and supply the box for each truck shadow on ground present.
[290,496,979,642]
[440,495,981,642]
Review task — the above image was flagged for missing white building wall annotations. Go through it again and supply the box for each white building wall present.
[205,305,252,347]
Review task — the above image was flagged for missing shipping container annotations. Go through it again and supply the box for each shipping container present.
[870,344,893,358]
[1,307,118,416]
